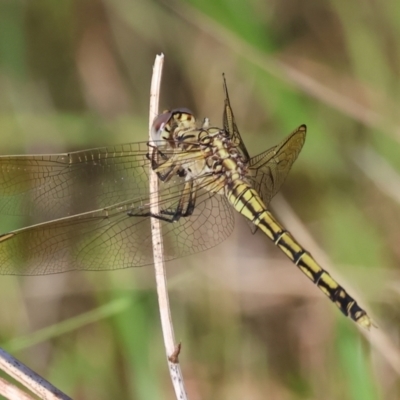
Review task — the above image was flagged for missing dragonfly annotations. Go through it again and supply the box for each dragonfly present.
[0,77,371,329]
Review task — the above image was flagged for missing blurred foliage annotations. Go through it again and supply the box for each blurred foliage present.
[0,0,399,398]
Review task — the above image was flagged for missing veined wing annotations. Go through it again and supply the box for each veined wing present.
[222,75,251,162]
[249,125,306,208]
[0,140,203,221]
[0,176,235,275]
[222,77,306,206]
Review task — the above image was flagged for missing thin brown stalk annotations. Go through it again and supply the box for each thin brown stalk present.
[148,54,188,399]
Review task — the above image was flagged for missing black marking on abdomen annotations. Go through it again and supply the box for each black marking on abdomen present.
[274,229,288,245]
[274,231,307,262]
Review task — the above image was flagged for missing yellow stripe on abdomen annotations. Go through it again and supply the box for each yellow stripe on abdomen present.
[226,181,372,329]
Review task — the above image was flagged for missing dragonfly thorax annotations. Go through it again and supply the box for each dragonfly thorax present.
[195,128,250,191]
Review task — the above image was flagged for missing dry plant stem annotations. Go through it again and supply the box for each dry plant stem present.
[0,348,72,400]
[149,54,188,399]
[0,376,36,400]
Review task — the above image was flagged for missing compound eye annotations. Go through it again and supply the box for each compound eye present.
[169,108,196,129]
[170,107,193,115]
[151,111,173,144]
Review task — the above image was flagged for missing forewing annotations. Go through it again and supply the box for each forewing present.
[249,125,306,207]
[0,141,200,221]
[222,75,251,162]
[0,179,235,275]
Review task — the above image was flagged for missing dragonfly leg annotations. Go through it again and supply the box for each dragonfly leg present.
[147,144,169,171]
[156,165,184,182]
[127,180,197,223]
[148,145,187,181]
[158,180,197,221]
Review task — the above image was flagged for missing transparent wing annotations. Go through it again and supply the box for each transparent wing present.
[222,75,251,162]
[0,138,237,275]
[0,178,235,275]
[249,125,306,207]
[0,140,201,220]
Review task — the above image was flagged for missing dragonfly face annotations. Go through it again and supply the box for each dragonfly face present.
[151,108,196,144]
[0,77,372,329]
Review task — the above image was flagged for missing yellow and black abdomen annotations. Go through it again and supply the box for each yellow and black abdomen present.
[225,180,372,329]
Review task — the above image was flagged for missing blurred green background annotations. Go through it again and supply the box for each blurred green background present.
[0,0,398,399]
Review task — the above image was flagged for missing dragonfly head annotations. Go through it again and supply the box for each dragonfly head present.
[151,108,196,145]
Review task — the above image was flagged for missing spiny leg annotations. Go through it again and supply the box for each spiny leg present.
[157,180,197,221]
[147,145,186,181]
[127,180,197,223]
